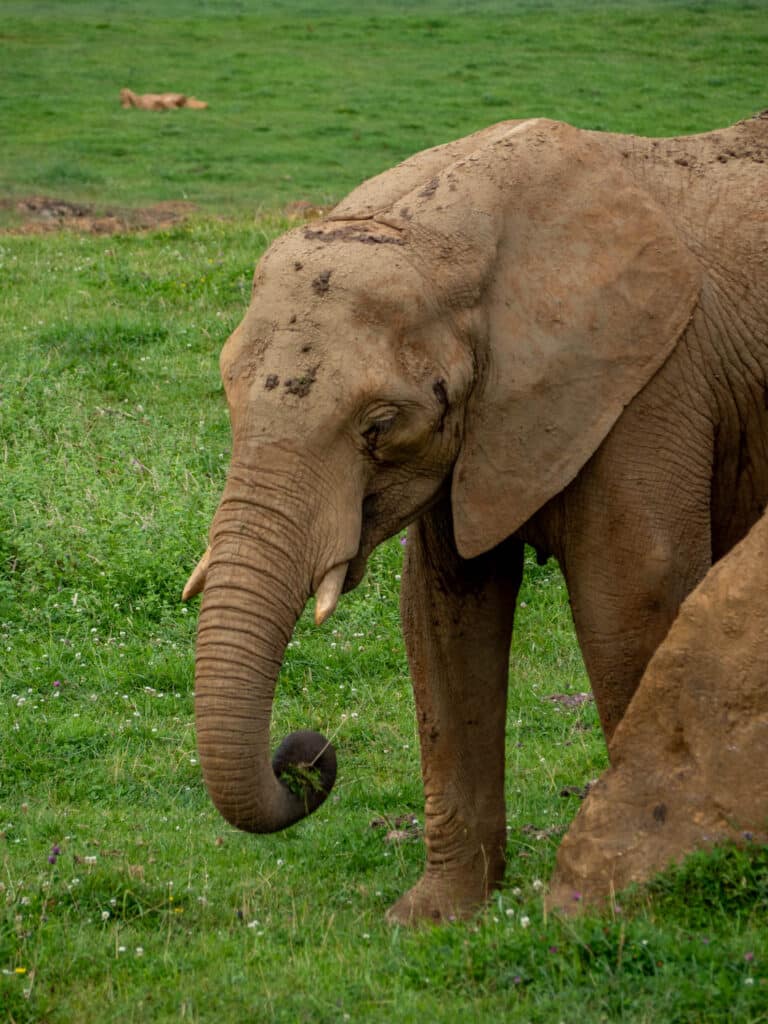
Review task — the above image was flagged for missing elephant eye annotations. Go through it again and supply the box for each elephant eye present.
[362,415,396,453]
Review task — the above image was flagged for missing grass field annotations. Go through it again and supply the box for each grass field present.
[1,0,766,215]
[1,1,767,1021]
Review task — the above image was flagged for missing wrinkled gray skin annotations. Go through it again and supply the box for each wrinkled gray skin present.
[186,116,768,924]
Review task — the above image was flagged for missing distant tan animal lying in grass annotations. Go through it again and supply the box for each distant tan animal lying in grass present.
[119,88,208,111]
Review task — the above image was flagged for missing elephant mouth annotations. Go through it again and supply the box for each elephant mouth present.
[342,481,449,595]
[342,492,395,594]
[343,551,371,594]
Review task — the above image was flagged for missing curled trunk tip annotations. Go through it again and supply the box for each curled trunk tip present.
[271,730,338,817]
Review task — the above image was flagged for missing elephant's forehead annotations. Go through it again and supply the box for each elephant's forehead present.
[223,313,405,447]
[222,300,408,418]
[228,240,428,357]
[221,228,441,414]
[254,227,429,322]
[233,302,400,386]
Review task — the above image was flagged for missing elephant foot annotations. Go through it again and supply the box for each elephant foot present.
[386,871,497,926]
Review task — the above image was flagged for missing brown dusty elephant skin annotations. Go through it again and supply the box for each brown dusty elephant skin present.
[548,510,768,913]
[185,114,768,924]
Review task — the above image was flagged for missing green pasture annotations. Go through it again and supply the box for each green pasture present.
[1,1,767,1021]
[0,0,766,215]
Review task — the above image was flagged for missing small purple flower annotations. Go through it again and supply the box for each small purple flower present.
[51,845,61,856]
[48,854,57,865]
[53,680,61,688]
[572,891,581,901]
[745,952,755,962]
[400,537,407,546]
[548,945,559,954]
[512,975,522,985]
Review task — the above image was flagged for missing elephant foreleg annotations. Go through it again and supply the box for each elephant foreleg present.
[388,498,523,925]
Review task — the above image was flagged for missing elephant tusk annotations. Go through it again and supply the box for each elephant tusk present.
[314,563,348,626]
[182,546,211,601]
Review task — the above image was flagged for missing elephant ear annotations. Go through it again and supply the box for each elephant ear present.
[444,120,701,558]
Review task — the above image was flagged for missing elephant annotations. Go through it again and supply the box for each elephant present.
[184,114,768,924]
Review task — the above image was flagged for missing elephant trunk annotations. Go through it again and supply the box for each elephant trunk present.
[194,466,338,833]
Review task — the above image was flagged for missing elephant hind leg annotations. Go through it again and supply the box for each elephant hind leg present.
[557,345,717,745]
[562,474,712,745]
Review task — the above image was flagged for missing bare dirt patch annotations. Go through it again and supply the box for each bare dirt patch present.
[1,196,330,234]
[0,196,196,235]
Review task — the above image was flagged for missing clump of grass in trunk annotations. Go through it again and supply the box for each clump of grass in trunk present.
[277,762,327,801]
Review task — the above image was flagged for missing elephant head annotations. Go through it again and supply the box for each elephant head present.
[186,118,699,835]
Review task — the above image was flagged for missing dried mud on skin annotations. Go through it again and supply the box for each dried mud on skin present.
[0,196,197,235]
